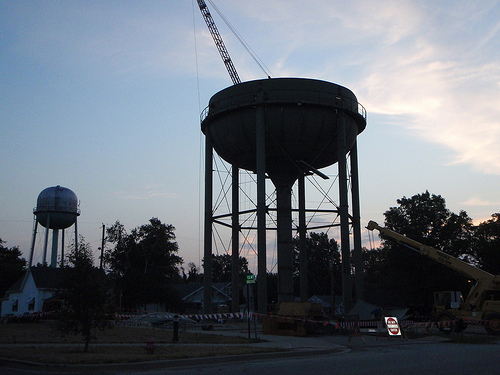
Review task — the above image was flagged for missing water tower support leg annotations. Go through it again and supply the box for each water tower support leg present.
[43,213,51,266]
[231,166,240,313]
[256,101,267,314]
[337,112,352,312]
[29,220,38,267]
[203,135,213,314]
[350,140,364,300]
[51,229,59,267]
[276,183,295,303]
[61,229,65,267]
[74,218,78,253]
[299,174,308,301]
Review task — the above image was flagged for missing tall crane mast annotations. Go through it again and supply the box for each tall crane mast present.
[197,0,241,85]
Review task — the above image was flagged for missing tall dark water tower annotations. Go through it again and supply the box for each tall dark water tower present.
[202,78,366,314]
[29,185,80,267]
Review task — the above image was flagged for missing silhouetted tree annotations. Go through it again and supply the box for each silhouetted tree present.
[365,191,475,307]
[292,232,341,297]
[473,213,500,274]
[0,238,26,297]
[203,254,250,283]
[182,262,200,282]
[104,218,183,311]
[56,237,113,353]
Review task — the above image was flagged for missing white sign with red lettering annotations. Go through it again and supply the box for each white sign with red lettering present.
[384,317,401,336]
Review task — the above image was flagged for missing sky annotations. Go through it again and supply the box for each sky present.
[1,0,500,272]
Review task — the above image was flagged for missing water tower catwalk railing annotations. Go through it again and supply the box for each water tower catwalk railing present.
[202,78,366,314]
[200,92,366,123]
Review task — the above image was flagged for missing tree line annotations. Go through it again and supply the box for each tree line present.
[363,191,500,310]
[1,190,499,315]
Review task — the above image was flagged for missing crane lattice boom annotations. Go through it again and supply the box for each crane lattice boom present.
[197,0,241,85]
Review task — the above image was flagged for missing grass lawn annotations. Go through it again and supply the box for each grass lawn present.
[0,321,281,364]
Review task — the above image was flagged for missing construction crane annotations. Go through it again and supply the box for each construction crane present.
[366,220,500,335]
[197,0,241,85]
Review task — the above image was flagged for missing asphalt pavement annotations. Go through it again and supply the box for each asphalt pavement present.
[0,322,482,374]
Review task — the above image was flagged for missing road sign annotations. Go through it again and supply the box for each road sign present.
[246,275,256,284]
[385,317,401,336]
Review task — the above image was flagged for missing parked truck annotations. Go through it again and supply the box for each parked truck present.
[366,220,500,335]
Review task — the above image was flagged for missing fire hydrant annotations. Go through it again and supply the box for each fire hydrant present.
[145,336,156,355]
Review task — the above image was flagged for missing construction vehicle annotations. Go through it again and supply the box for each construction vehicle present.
[262,301,325,337]
[366,220,500,335]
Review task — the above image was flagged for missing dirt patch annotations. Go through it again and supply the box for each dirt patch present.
[0,321,250,344]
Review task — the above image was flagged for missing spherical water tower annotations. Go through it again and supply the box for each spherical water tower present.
[202,78,366,313]
[29,185,80,267]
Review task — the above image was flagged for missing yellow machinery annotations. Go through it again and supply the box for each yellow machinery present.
[262,301,324,337]
[366,221,500,334]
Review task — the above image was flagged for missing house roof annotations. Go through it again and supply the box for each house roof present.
[1,266,64,301]
[308,294,343,307]
[176,282,232,301]
[30,267,64,289]
[5,274,26,294]
[4,267,63,294]
[176,282,204,299]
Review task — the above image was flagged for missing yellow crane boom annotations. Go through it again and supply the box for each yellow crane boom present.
[366,220,496,281]
[366,220,500,334]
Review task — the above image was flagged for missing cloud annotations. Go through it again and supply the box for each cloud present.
[462,198,499,207]
[116,185,179,200]
[342,2,500,175]
[7,0,500,176]
[472,18,500,53]
[235,1,500,175]
[192,1,500,178]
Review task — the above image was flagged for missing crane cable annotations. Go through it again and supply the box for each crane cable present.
[206,0,273,79]
[192,0,204,268]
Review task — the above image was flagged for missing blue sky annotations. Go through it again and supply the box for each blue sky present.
[1,0,499,271]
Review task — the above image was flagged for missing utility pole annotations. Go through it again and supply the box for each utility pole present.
[100,224,105,269]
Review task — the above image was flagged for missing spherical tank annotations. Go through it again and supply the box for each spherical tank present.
[201,78,366,181]
[34,185,80,229]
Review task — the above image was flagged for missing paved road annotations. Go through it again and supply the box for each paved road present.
[143,341,500,375]
[2,325,499,375]
[2,339,499,375]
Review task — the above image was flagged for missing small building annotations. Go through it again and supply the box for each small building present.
[176,282,232,313]
[1,267,63,317]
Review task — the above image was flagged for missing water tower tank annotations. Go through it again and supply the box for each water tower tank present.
[34,185,80,229]
[201,78,366,182]
[201,77,367,312]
